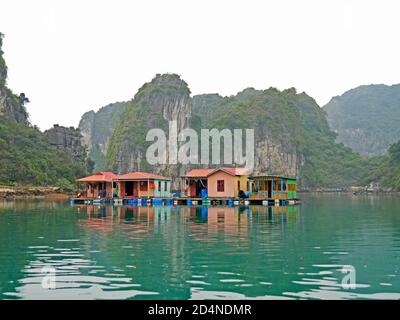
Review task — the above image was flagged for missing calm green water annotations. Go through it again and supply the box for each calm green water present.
[0,194,399,300]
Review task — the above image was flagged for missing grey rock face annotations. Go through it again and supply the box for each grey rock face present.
[109,74,192,184]
[324,84,400,156]
[0,87,29,124]
[44,124,87,163]
[78,110,95,151]
[253,137,303,179]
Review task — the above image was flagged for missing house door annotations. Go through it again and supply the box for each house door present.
[195,180,207,197]
[267,180,272,198]
[125,181,134,196]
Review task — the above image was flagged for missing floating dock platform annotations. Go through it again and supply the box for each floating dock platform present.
[70,197,301,207]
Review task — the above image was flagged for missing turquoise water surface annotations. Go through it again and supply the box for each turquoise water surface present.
[0,194,399,299]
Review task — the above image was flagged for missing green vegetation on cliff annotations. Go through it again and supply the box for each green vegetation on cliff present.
[79,102,128,171]
[0,33,7,87]
[193,88,373,189]
[324,84,400,156]
[106,73,191,173]
[367,140,400,190]
[0,32,89,186]
[0,118,88,185]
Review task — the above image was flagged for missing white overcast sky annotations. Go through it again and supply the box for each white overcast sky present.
[1,0,399,130]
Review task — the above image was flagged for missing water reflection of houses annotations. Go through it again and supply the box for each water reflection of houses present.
[73,204,299,299]
[77,205,297,226]
[76,205,116,232]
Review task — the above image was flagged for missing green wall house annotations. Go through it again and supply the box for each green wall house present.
[249,175,297,200]
[154,179,171,197]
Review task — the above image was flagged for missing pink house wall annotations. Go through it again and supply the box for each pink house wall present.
[207,171,235,198]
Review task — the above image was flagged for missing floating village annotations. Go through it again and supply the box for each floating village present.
[71,168,299,207]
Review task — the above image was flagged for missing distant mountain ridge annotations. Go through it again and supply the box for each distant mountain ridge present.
[324,84,400,156]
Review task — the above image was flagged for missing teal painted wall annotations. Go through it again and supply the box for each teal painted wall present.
[154,180,171,197]
[287,179,297,199]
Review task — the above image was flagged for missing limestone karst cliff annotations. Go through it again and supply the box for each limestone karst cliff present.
[76,75,374,190]
[106,74,192,184]
[0,34,29,124]
[78,102,128,170]
[0,32,90,185]
[324,84,400,157]
[44,124,87,163]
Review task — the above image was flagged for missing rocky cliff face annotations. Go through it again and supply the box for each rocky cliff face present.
[0,33,91,185]
[132,74,191,131]
[78,102,128,170]
[324,84,400,156]
[79,110,95,151]
[192,88,366,189]
[0,88,29,124]
[192,89,305,183]
[106,74,192,185]
[44,125,87,163]
[253,137,303,178]
[0,33,29,124]
[82,75,368,189]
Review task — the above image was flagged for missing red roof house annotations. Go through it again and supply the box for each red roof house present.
[115,172,171,198]
[76,172,117,198]
[182,168,251,198]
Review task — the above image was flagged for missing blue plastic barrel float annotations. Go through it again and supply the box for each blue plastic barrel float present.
[141,198,147,206]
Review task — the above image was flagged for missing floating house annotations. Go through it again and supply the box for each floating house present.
[182,167,251,198]
[248,175,297,200]
[72,169,298,206]
[75,172,117,199]
[116,172,171,198]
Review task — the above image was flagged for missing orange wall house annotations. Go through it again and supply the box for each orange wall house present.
[181,169,213,198]
[116,172,171,198]
[182,168,250,198]
[75,172,117,198]
[207,168,250,198]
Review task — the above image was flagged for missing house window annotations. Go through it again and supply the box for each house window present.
[158,181,161,191]
[237,180,240,191]
[217,180,225,192]
[140,181,148,191]
[165,182,168,192]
